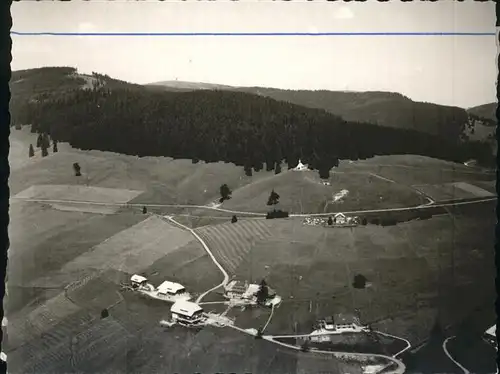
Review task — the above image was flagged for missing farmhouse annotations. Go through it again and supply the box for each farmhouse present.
[313,313,368,336]
[224,280,280,306]
[170,300,205,326]
[130,274,148,288]
[157,281,190,299]
[333,213,348,224]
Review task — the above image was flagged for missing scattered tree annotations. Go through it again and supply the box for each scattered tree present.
[41,143,49,157]
[244,165,253,177]
[36,133,43,148]
[318,165,331,180]
[361,218,368,226]
[274,162,282,175]
[219,184,232,203]
[267,189,280,206]
[353,274,368,289]
[231,215,238,223]
[327,216,333,225]
[52,140,58,153]
[73,162,82,177]
[266,209,289,219]
[28,144,35,158]
[142,206,147,214]
[300,339,310,352]
[255,279,269,304]
[100,308,109,319]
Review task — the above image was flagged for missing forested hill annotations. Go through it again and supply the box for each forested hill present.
[10,67,494,171]
[149,81,469,140]
[467,103,497,123]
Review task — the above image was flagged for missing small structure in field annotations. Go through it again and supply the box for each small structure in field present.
[293,159,309,171]
[170,300,205,327]
[483,324,497,350]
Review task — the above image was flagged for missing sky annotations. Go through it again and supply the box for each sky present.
[11,1,497,108]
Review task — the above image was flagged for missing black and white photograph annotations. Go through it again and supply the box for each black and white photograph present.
[5,1,498,373]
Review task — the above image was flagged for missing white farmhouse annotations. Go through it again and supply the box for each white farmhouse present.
[156,281,191,301]
[130,274,148,288]
[170,300,205,327]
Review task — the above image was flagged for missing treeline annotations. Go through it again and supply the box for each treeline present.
[18,86,495,171]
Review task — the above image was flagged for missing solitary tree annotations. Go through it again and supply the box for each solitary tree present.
[327,216,333,225]
[318,165,331,180]
[361,218,368,226]
[28,144,35,158]
[256,279,269,304]
[267,189,280,206]
[231,215,238,223]
[353,274,367,289]
[53,140,58,153]
[41,143,49,157]
[73,162,82,177]
[219,184,232,203]
[100,308,109,319]
[274,162,282,175]
[142,206,147,214]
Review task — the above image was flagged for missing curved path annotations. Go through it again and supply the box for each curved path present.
[163,216,230,303]
[374,330,412,358]
[225,325,406,374]
[443,336,470,374]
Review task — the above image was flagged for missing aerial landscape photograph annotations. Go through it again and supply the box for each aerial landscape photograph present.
[4,1,498,374]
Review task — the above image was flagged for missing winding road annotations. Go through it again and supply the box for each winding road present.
[443,337,470,374]
[163,215,230,303]
[158,216,408,374]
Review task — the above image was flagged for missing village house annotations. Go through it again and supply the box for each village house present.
[224,280,277,305]
[170,300,205,326]
[311,313,368,340]
[130,274,148,289]
[157,280,190,299]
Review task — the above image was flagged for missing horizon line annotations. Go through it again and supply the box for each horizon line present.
[10,31,497,36]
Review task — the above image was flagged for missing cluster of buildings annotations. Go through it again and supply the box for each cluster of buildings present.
[309,313,369,342]
[223,280,282,307]
[131,275,281,329]
[303,213,359,227]
[130,275,191,303]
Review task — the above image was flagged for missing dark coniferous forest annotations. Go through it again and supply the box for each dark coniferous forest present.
[10,67,495,171]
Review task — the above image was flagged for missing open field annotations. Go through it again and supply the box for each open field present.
[411,181,495,202]
[216,206,496,345]
[196,219,274,273]
[7,128,497,373]
[14,184,143,214]
[222,169,426,214]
